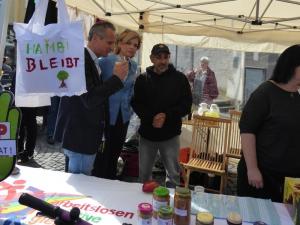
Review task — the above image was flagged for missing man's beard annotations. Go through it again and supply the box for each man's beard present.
[157,65,168,73]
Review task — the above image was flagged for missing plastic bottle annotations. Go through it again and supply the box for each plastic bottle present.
[197,102,209,116]
[205,104,220,118]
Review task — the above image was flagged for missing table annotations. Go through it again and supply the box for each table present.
[0,166,294,225]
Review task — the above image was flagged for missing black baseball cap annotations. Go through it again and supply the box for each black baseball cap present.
[151,43,170,55]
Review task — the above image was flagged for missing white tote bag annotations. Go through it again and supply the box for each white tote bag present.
[14,0,86,107]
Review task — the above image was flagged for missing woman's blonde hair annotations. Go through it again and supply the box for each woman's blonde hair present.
[114,29,142,54]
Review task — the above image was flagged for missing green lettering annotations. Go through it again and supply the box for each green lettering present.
[26,43,34,54]
[57,42,65,53]
[45,39,50,54]
[34,44,42,54]
[48,42,56,53]
[80,213,101,223]
[91,217,101,223]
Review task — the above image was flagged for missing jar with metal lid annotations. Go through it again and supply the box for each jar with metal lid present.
[173,187,191,225]
[196,212,214,225]
[158,206,173,225]
[253,222,267,225]
[153,186,170,218]
[226,212,242,225]
[138,203,153,225]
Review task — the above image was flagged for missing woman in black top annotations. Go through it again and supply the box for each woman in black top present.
[237,45,300,202]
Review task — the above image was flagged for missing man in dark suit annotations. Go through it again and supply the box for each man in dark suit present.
[55,22,128,175]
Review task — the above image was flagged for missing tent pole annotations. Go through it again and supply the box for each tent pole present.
[111,0,236,15]
[255,0,260,22]
[138,12,144,74]
[145,0,236,7]
[264,16,300,24]
[277,0,300,5]
[259,0,273,19]
[175,45,178,69]
[191,47,195,71]
[91,0,106,13]
[145,0,251,23]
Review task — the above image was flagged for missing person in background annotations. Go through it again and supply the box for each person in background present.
[46,96,60,145]
[92,29,141,179]
[187,56,218,105]
[55,21,128,175]
[18,108,37,162]
[237,44,300,202]
[10,57,37,163]
[2,56,13,74]
[131,43,192,187]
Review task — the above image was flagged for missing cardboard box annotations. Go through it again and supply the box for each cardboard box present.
[284,177,300,225]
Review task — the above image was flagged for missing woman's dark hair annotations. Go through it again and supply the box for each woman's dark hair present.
[271,44,300,83]
[88,21,115,41]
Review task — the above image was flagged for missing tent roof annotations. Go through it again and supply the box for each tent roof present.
[64,0,300,52]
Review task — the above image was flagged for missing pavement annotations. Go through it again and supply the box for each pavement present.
[16,116,238,195]
[16,117,65,172]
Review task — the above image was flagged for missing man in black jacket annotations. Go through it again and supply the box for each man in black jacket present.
[55,22,128,175]
[131,44,192,187]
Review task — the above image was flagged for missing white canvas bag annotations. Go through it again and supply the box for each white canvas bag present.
[14,0,86,107]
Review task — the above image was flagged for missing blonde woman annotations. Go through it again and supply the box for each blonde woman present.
[93,29,141,179]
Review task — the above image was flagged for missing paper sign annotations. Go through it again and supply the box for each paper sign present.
[0,122,10,139]
[0,140,16,156]
[0,122,15,156]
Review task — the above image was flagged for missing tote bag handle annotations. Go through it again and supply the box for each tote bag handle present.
[27,0,70,32]
[57,0,70,24]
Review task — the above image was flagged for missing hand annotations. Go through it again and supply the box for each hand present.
[113,61,128,81]
[247,167,264,189]
[0,91,21,181]
[152,113,166,128]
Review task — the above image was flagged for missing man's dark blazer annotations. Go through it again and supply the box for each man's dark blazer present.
[55,48,123,154]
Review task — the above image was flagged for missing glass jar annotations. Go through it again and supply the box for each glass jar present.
[153,186,170,218]
[226,212,242,225]
[196,212,214,225]
[138,203,153,225]
[158,206,173,225]
[173,187,191,225]
[115,54,128,82]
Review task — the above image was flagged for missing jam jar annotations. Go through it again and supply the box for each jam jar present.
[196,212,214,225]
[158,206,173,225]
[153,186,170,218]
[173,187,191,225]
[138,203,153,225]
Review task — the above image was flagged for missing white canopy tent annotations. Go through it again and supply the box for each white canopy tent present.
[6,0,300,68]
[61,0,300,78]
[62,0,300,53]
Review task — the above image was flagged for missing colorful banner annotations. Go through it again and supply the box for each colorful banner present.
[0,166,294,225]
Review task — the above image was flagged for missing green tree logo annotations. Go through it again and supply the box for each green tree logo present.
[57,70,69,88]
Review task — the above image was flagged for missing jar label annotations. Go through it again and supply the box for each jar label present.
[174,207,187,216]
[158,218,172,225]
[153,199,168,211]
[138,218,152,225]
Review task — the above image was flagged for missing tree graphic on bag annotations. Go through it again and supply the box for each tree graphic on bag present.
[57,70,69,88]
